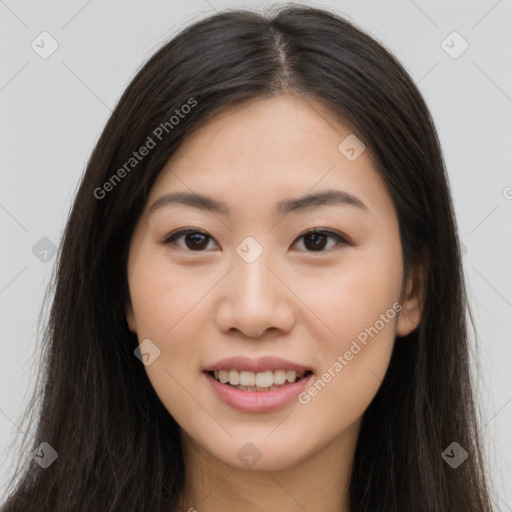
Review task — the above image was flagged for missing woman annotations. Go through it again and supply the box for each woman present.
[1,5,493,511]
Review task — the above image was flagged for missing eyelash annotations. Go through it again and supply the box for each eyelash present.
[163,228,351,253]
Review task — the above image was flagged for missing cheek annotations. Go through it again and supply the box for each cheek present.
[296,246,402,409]
[128,256,211,423]
[128,247,212,340]
[295,292,399,446]
[302,245,403,345]
[127,250,213,395]
[298,317,396,446]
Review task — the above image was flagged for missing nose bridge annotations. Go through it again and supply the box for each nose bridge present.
[214,241,295,337]
[232,244,275,307]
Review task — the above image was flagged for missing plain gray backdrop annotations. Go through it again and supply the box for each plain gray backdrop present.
[1,0,511,508]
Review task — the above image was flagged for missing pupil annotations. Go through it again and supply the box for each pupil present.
[305,232,326,251]
[186,233,208,250]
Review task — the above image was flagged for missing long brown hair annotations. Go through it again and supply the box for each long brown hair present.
[2,5,493,511]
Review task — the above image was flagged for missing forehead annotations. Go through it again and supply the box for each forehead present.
[145,95,390,217]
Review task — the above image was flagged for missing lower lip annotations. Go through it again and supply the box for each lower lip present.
[204,372,314,413]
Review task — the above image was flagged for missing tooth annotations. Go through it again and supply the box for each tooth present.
[255,371,274,388]
[214,368,307,387]
[286,370,297,383]
[239,371,256,386]
[273,369,287,385]
[228,370,239,385]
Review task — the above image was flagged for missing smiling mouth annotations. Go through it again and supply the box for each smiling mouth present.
[206,369,314,392]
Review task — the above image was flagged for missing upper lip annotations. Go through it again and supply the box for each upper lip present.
[203,356,313,374]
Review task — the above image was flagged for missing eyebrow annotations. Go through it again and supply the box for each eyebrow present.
[147,189,368,216]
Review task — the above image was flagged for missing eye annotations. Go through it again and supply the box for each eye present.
[163,229,219,251]
[291,229,349,252]
[163,228,350,253]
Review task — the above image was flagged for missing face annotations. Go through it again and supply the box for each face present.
[125,94,423,472]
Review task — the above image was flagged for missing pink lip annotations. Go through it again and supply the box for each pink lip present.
[204,372,314,413]
[203,356,313,373]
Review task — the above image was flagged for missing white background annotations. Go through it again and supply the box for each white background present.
[1,0,511,509]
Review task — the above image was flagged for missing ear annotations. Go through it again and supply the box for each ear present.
[396,258,428,338]
[125,299,138,334]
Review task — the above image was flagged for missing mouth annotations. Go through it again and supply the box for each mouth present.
[205,369,314,392]
[202,356,315,412]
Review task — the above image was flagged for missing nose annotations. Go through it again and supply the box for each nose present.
[213,251,296,339]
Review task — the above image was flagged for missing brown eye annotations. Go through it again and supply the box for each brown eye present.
[164,229,218,251]
[292,229,348,252]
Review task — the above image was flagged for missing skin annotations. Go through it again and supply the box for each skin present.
[125,94,425,512]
